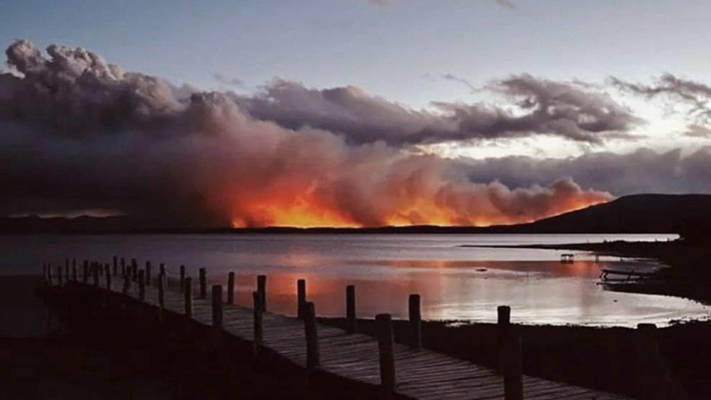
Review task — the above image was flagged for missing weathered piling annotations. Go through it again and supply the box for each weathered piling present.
[138,270,145,302]
[179,265,186,293]
[497,305,511,367]
[122,273,130,295]
[297,279,306,319]
[227,272,235,305]
[346,285,357,334]
[184,277,193,318]
[212,285,223,330]
[376,313,396,392]
[158,272,166,311]
[159,263,165,281]
[105,264,112,290]
[131,258,137,282]
[92,264,99,287]
[502,328,523,400]
[303,301,320,369]
[199,268,207,299]
[113,256,118,276]
[257,275,267,312]
[409,294,422,350]
[145,261,152,287]
[253,291,263,359]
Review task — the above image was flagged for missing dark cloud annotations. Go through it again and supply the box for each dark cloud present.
[0,40,612,227]
[235,74,640,146]
[460,147,711,196]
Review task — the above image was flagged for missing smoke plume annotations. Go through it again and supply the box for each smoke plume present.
[0,40,612,227]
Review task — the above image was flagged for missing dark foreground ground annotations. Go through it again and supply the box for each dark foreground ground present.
[3,276,711,399]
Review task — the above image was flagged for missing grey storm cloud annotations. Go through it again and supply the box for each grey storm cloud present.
[235,74,640,146]
[0,40,613,227]
[460,147,711,196]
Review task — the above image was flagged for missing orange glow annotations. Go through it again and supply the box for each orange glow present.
[227,187,610,228]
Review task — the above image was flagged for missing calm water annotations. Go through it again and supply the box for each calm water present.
[2,233,707,327]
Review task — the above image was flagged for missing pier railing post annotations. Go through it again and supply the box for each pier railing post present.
[92,264,99,287]
[304,302,320,369]
[346,285,357,334]
[184,277,193,319]
[253,291,263,359]
[179,265,186,293]
[130,258,137,282]
[297,279,306,318]
[636,323,682,399]
[138,270,145,301]
[145,261,152,287]
[212,285,223,330]
[227,272,235,305]
[497,305,511,369]
[376,313,397,393]
[83,260,89,284]
[122,273,131,295]
[257,275,267,312]
[105,264,112,290]
[409,294,422,350]
[199,268,207,299]
[502,327,523,400]
[158,272,166,316]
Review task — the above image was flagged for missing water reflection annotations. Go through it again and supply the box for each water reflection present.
[2,233,706,327]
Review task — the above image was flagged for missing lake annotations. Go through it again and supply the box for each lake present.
[2,233,707,327]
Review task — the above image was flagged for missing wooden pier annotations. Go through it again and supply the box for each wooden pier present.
[41,259,630,400]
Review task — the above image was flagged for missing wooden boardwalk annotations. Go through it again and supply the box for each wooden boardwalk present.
[45,263,627,400]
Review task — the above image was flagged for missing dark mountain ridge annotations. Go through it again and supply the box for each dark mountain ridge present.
[2,194,710,234]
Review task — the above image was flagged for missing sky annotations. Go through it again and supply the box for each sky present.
[1,0,711,227]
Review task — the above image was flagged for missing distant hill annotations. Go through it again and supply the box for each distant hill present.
[2,194,711,234]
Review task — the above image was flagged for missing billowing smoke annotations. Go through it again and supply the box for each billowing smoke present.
[235,74,638,146]
[0,40,612,227]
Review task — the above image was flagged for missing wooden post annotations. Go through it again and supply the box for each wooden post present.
[297,279,306,318]
[83,260,89,283]
[179,265,186,293]
[120,257,125,275]
[145,261,152,287]
[303,302,319,369]
[376,313,396,392]
[346,285,357,334]
[113,256,118,276]
[122,273,131,295]
[253,291,263,359]
[257,275,267,312]
[409,294,422,350]
[138,270,145,301]
[212,285,223,330]
[159,263,165,277]
[199,268,207,299]
[158,272,166,310]
[65,259,69,281]
[47,264,53,286]
[184,277,193,318]
[497,305,512,369]
[131,258,137,282]
[72,261,77,282]
[224,272,235,305]
[92,264,99,286]
[105,264,112,290]
[635,323,680,399]
[502,328,523,400]
[57,266,63,286]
